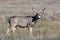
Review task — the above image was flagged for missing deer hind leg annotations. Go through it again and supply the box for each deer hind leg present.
[6,28,12,35]
[6,27,16,35]
[6,24,16,35]
[11,24,17,34]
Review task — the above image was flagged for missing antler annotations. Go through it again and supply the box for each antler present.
[32,7,36,13]
[43,8,46,10]
[32,7,37,15]
[42,8,46,15]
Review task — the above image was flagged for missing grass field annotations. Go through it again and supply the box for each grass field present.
[0,20,60,40]
[0,0,60,40]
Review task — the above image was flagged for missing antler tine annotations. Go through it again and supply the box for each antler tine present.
[41,8,46,16]
[43,8,46,11]
[32,7,35,12]
[32,7,37,15]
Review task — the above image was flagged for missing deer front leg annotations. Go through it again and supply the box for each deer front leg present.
[28,27,33,36]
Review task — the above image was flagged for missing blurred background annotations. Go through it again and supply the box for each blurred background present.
[0,0,60,40]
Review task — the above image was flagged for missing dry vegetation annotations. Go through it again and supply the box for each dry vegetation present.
[0,0,60,40]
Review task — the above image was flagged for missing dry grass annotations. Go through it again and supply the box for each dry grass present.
[0,19,60,40]
[0,0,60,40]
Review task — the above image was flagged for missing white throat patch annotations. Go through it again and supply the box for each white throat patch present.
[38,16,41,18]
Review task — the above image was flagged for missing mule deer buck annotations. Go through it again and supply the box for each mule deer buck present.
[6,8,46,35]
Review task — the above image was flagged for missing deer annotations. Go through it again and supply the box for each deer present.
[6,8,46,35]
